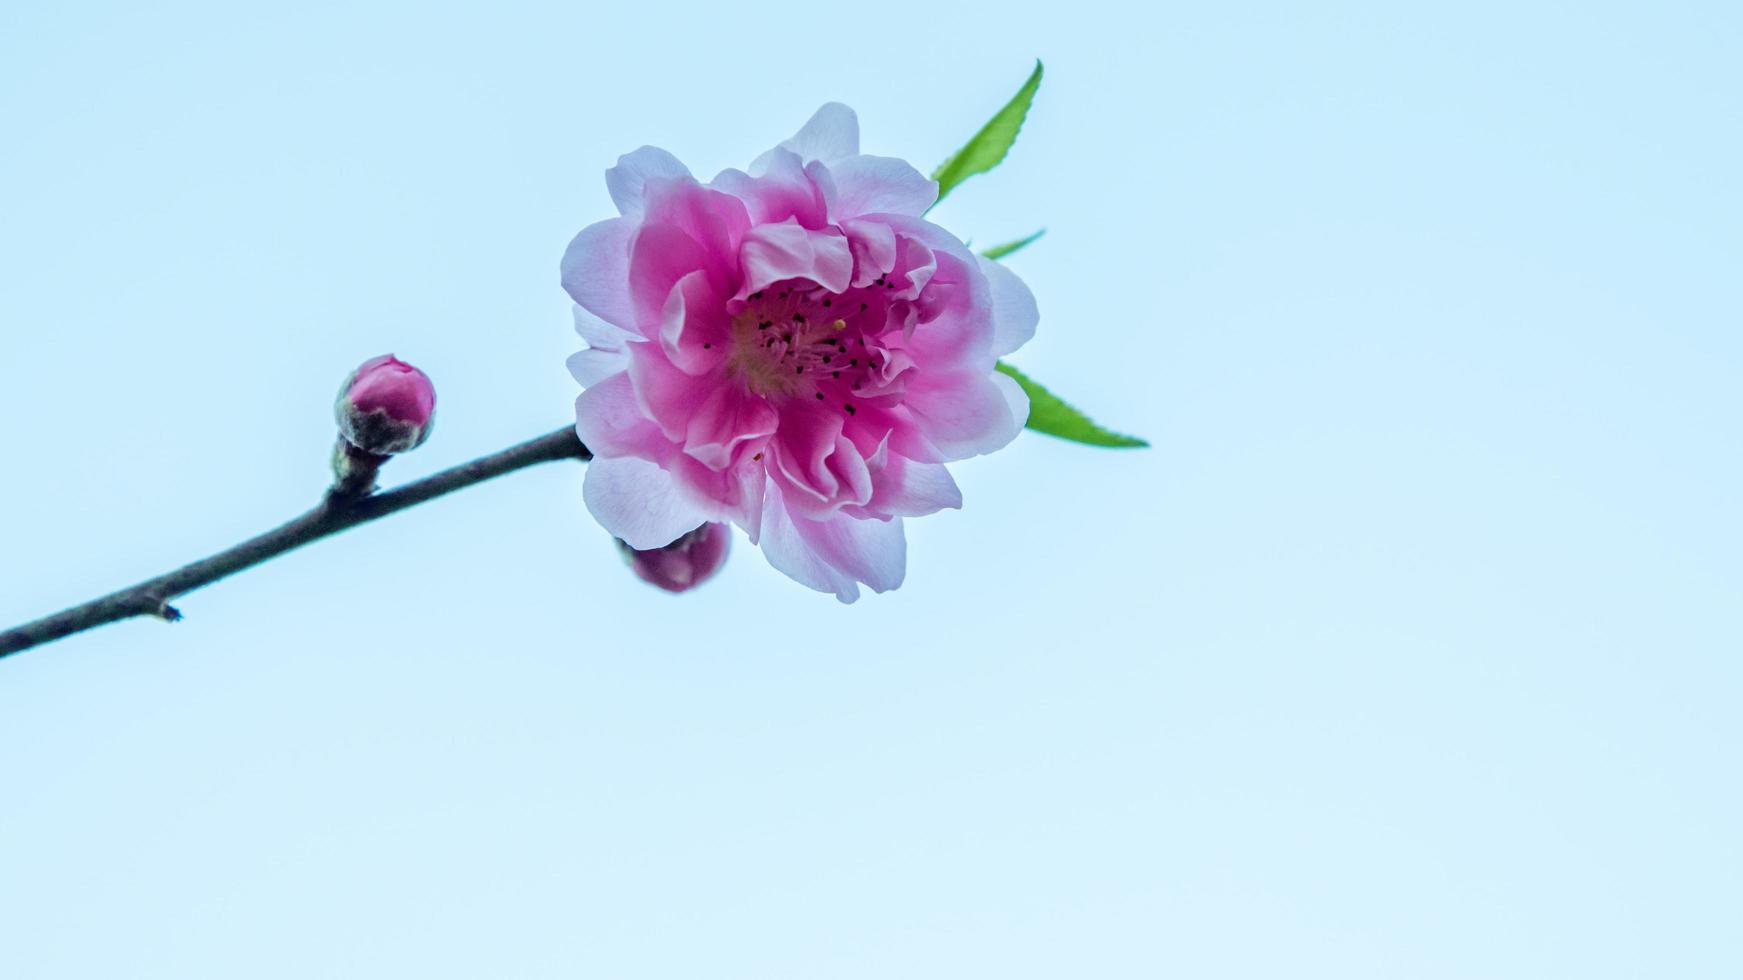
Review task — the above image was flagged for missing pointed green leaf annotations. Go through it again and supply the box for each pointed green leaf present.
[931,61,1044,205]
[981,229,1046,260]
[997,361,1149,449]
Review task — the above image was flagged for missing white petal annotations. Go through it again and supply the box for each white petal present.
[903,369,1026,460]
[779,103,859,164]
[582,456,709,550]
[867,457,963,518]
[605,146,692,217]
[572,304,635,349]
[566,348,628,387]
[993,368,1031,429]
[757,482,862,602]
[560,218,637,331]
[794,510,907,595]
[976,255,1040,357]
[823,155,938,219]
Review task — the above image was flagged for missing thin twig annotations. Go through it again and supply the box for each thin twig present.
[0,426,590,661]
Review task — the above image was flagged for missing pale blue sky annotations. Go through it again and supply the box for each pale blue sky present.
[2,2,1739,977]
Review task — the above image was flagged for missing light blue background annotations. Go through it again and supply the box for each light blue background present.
[2,2,1738,976]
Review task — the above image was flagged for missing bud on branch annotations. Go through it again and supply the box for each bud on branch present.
[332,355,437,496]
[618,523,731,593]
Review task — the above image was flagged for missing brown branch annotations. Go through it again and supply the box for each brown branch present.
[0,426,590,661]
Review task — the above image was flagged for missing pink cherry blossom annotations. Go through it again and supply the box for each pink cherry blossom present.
[562,104,1036,601]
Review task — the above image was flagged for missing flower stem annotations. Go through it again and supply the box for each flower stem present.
[0,426,590,661]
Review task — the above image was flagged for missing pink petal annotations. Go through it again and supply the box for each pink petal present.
[977,255,1039,358]
[890,234,937,301]
[901,368,1027,460]
[658,269,729,375]
[605,146,692,218]
[583,456,709,550]
[993,366,1030,428]
[572,304,635,350]
[712,150,828,228]
[628,223,711,338]
[669,453,769,542]
[770,405,848,514]
[864,453,963,518]
[773,424,877,522]
[825,435,876,510]
[572,371,673,461]
[567,348,627,387]
[738,219,854,296]
[897,248,995,369]
[881,405,949,464]
[625,342,717,444]
[776,102,859,165]
[841,218,898,288]
[561,218,637,331]
[758,486,856,600]
[682,383,778,471]
[821,155,938,219]
[641,178,753,289]
[793,508,907,597]
[733,464,769,542]
[875,212,972,254]
[826,397,931,466]
[568,306,633,386]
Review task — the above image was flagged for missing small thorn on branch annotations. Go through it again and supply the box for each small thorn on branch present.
[131,594,181,622]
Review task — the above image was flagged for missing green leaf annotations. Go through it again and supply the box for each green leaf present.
[981,229,1046,260]
[997,361,1149,449]
[931,61,1044,205]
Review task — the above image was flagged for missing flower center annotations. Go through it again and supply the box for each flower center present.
[726,283,884,414]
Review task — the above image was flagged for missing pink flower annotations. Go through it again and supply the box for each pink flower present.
[619,522,731,593]
[562,105,1035,601]
[336,354,436,455]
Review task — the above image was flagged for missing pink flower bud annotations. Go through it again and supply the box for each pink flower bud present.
[617,523,730,593]
[335,355,435,455]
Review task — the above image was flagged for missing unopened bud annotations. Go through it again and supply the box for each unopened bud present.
[336,354,436,455]
[330,355,435,497]
[617,523,730,593]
